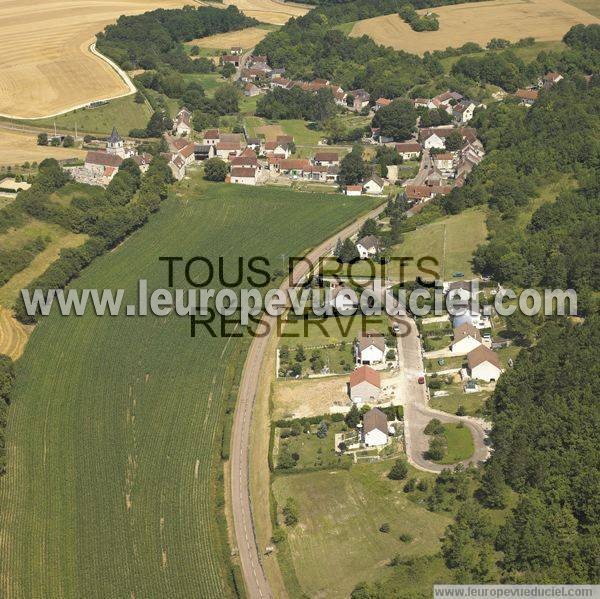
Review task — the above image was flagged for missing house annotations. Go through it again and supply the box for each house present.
[345,185,362,196]
[203,129,220,146]
[374,97,392,111]
[277,158,311,177]
[221,55,241,68]
[363,174,385,195]
[179,142,196,166]
[333,88,348,107]
[453,101,476,124]
[467,346,503,382]
[231,147,259,169]
[356,235,380,259]
[395,142,421,160]
[174,107,192,136]
[543,71,563,89]
[215,141,241,160]
[244,82,260,97]
[264,141,290,159]
[131,153,153,173]
[515,89,538,106]
[351,89,370,111]
[405,185,433,202]
[422,132,446,150]
[349,365,381,404]
[276,135,294,146]
[84,151,123,179]
[451,323,483,354]
[229,167,257,185]
[313,151,339,166]
[167,153,186,181]
[445,280,478,302]
[362,407,389,447]
[433,153,454,174]
[355,331,386,365]
[432,91,463,113]
[246,137,261,152]
[194,144,215,161]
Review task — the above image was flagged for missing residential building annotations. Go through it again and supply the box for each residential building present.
[84,150,122,181]
[174,107,192,136]
[467,346,503,382]
[231,46,243,55]
[356,235,380,259]
[221,55,241,67]
[264,141,290,159]
[313,151,339,166]
[345,185,362,196]
[351,89,370,111]
[363,174,385,195]
[433,153,454,175]
[244,82,260,97]
[362,407,389,447]
[131,153,153,173]
[374,97,392,111]
[453,101,476,123]
[194,144,215,161]
[215,142,241,160]
[167,153,186,181]
[203,129,220,146]
[515,89,538,106]
[349,365,381,404]
[451,323,483,354]
[395,142,421,160]
[543,71,563,89]
[355,331,386,365]
[230,148,258,169]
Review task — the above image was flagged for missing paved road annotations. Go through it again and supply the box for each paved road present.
[230,202,387,598]
[394,314,490,473]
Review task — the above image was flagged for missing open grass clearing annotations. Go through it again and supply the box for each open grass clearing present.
[430,384,489,417]
[0,173,378,597]
[349,0,599,56]
[0,0,184,118]
[272,462,451,598]
[49,181,106,207]
[437,423,475,464]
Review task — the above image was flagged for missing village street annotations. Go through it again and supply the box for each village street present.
[393,314,490,473]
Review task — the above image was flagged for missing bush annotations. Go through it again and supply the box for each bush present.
[424,418,445,435]
[203,158,229,182]
[388,458,409,480]
[282,497,299,526]
[403,478,416,492]
[379,522,390,533]
[399,533,413,543]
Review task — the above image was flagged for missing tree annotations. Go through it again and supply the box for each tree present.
[134,90,145,103]
[316,420,328,438]
[203,158,228,182]
[424,418,445,435]
[445,129,463,151]
[282,497,299,526]
[37,133,48,146]
[181,82,206,111]
[345,404,360,428]
[192,110,219,133]
[372,99,417,141]
[358,218,378,239]
[333,237,343,259]
[213,84,240,115]
[388,458,409,480]
[338,146,369,186]
[221,62,236,79]
[62,135,74,148]
[427,435,446,461]
[379,522,390,533]
[119,158,142,184]
[294,344,306,363]
[145,110,173,137]
[479,462,508,509]
[190,45,200,56]
[338,238,359,263]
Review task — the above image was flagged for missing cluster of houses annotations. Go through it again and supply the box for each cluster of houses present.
[515,71,564,106]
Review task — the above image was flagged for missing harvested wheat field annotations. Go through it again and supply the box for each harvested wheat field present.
[0,0,183,119]
[350,0,600,55]
[0,308,33,361]
[208,0,309,25]
[0,129,86,167]
[189,26,271,49]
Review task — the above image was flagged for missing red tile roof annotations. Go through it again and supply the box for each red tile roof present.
[85,151,123,168]
[349,365,381,389]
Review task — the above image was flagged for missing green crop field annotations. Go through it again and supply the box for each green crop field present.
[0,176,379,598]
[11,95,152,136]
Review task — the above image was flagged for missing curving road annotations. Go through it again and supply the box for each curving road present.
[229,202,386,599]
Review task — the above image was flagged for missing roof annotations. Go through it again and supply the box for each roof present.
[405,185,432,200]
[346,185,362,192]
[216,142,241,151]
[396,142,421,153]
[231,167,256,178]
[171,154,185,169]
[195,144,212,154]
[349,365,381,389]
[170,137,189,151]
[544,71,562,81]
[363,407,388,435]
[357,330,386,352]
[467,345,501,370]
[85,151,123,167]
[265,140,286,151]
[131,153,152,166]
[220,133,241,143]
[239,147,257,158]
[376,97,392,107]
[276,135,294,145]
[221,55,239,63]
[230,155,258,167]
[314,151,339,162]
[180,144,196,158]
[357,235,379,249]
[453,323,482,343]
[203,129,219,139]
[435,153,454,161]
[365,174,385,187]
[516,89,539,101]
[107,127,122,144]
[279,158,310,171]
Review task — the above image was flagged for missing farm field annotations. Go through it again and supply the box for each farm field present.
[0,0,184,119]
[0,129,86,168]
[188,25,273,49]
[201,0,310,25]
[20,95,152,136]
[0,307,34,360]
[272,462,451,598]
[349,0,600,55]
[0,175,378,598]
[564,0,600,17]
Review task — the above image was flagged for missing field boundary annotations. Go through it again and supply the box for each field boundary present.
[0,43,136,121]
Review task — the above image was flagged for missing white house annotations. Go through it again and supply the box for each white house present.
[313,152,339,167]
[445,280,478,303]
[395,142,421,160]
[355,235,380,259]
[467,346,503,382]
[363,174,385,195]
[423,133,446,150]
[351,89,370,111]
[230,167,257,185]
[355,331,386,365]
[453,102,476,124]
[202,129,220,146]
[174,107,192,136]
[433,153,454,174]
[168,153,186,181]
[362,407,389,447]
[451,323,483,354]
[264,141,290,159]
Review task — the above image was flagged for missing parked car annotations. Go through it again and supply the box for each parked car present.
[418,376,425,384]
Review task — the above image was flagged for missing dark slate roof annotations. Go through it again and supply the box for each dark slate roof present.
[108,127,122,144]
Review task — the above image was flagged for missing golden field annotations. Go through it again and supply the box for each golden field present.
[0,0,184,119]
[189,26,271,49]
[350,0,600,55]
[0,129,86,167]
[214,0,308,25]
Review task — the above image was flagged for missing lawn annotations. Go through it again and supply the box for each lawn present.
[279,119,326,146]
[49,181,106,207]
[438,423,475,464]
[21,95,152,136]
[182,72,226,96]
[424,355,465,373]
[430,385,489,417]
[0,175,379,597]
[272,462,452,598]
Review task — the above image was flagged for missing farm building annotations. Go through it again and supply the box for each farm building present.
[174,107,192,136]
[345,185,362,196]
